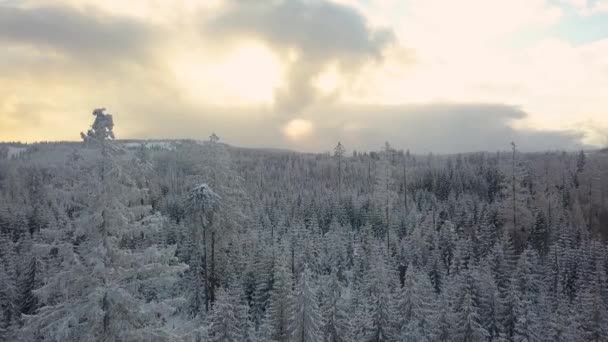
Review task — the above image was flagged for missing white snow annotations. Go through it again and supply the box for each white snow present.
[7,146,27,158]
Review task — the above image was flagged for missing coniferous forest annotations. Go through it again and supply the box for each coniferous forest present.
[1,109,608,342]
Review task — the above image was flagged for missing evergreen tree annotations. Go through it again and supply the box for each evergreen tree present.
[453,270,488,342]
[321,269,350,342]
[18,254,37,315]
[23,109,186,341]
[268,260,293,342]
[529,210,549,256]
[207,287,240,342]
[396,266,436,341]
[575,275,608,341]
[363,246,395,342]
[431,293,454,342]
[288,265,322,342]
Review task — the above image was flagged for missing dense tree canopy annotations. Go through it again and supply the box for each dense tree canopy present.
[1,113,608,341]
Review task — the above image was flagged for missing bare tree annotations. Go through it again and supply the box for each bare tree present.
[334,142,346,199]
[187,184,222,311]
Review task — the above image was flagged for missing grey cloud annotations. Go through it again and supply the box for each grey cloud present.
[0,5,158,63]
[205,0,394,115]
[305,103,586,153]
[208,0,392,59]
[120,101,586,153]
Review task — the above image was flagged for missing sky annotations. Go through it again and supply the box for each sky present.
[0,0,607,153]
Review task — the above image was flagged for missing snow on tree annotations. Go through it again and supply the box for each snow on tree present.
[288,264,322,342]
[21,109,186,341]
[575,268,608,341]
[374,144,398,250]
[80,108,115,143]
[267,258,293,342]
[1,131,608,341]
[334,142,346,199]
[186,183,222,313]
[17,253,38,316]
[395,265,437,341]
[0,260,19,340]
[207,287,240,342]
[431,293,454,342]
[511,249,543,342]
[187,184,222,218]
[500,143,534,251]
[452,269,489,342]
[321,269,350,342]
[362,245,395,342]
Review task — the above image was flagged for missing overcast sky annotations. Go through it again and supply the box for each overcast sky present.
[1,0,607,152]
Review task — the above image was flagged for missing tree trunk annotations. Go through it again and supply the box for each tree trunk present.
[386,205,390,251]
[338,156,342,200]
[432,203,436,230]
[512,146,517,234]
[102,291,110,336]
[386,167,390,251]
[201,214,209,312]
[291,245,296,291]
[403,157,408,214]
[210,230,216,307]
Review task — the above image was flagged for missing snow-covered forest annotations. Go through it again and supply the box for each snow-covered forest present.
[1,110,608,342]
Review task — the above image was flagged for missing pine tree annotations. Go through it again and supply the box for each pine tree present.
[455,290,488,342]
[334,142,346,200]
[576,150,586,174]
[186,183,222,313]
[474,263,502,341]
[529,210,549,256]
[374,148,396,250]
[431,293,454,342]
[547,297,578,342]
[396,266,436,341]
[18,254,37,315]
[512,249,542,342]
[575,273,608,342]
[453,270,488,342]
[0,262,19,340]
[321,269,350,342]
[288,265,322,342]
[363,246,395,342]
[207,287,240,342]
[268,260,293,342]
[501,143,534,251]
[23,109,186,341]
[251,247,273,326]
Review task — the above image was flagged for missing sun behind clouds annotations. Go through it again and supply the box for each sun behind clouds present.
[171,40,284,106]
[283,118,314,141]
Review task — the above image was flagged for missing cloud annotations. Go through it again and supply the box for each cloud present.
[300,103,586,153]
[0,4,160,64]
[104,100,587,154]
[204,0,394,114]
[560,0,608,15]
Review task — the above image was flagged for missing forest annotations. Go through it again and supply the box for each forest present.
[1,109,608,341]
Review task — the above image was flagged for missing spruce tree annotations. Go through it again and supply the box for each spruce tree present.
[268,260,293,342]
[321,269,350,342]
[288,265,322,342]
[207,287,240,342]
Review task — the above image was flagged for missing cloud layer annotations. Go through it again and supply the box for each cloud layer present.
[114,102,585,153]
[205,0,393,114]
[0,5,156,60]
